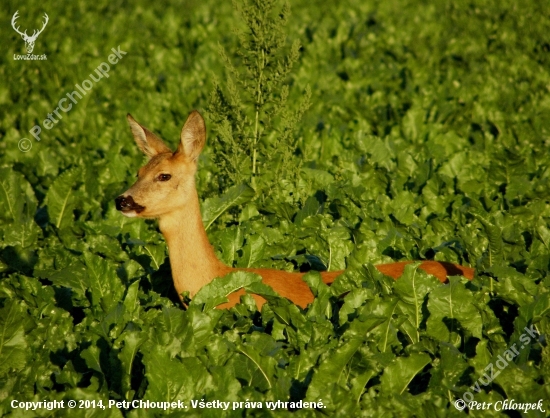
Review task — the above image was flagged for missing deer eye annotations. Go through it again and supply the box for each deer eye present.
[157,174,172,182]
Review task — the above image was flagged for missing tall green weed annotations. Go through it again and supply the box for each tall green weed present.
[207,0,311,195]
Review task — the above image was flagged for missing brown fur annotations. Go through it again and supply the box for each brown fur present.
[117,111,475,310]
[216,261,475,309]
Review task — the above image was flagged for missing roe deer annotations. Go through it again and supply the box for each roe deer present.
[115,111,475,309]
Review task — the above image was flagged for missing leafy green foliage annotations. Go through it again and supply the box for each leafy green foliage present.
[201,183,255,230]
[1,0,549,416]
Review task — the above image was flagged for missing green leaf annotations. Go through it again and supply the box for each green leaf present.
[303,270,332,320]
[380,353,431,395]
[337,288,371,325]
[367,298,401,353]
[0,301,28,375]
[237,234,266,268]
[191,270,263,310]
[123,280,141,315]
[489,265,538,306]
[184,309,224,353]
[391,191,417,226]
[433,342,469,390]
[306,338,363,402]
[118,330,147,400]
[84,252,125,311]
[471,208,504,267]
[143,346,214,401]
[201,183,255,230]
[215,226,244,266]
[294,195,323,225]
[301,168,334,189]
[393,263,441,343]
[44,167,81,229]
[234,343,277,391]
[2,220,41,249]
[426,277,482,342]
[0,169,40,250]
[37,262,89,299]
[137,243,166,271]
[80,344,103,374]
[350,370,376,404]
[0,167,24,222]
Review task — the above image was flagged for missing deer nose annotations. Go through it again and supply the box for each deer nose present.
[115,195,131,210]
[115,195,145,212]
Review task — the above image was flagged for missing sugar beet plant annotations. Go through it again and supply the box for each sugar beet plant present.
[0,0,549,416]
[207,0,311,194]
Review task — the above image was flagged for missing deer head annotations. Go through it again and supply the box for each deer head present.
[12,11,49,54]
[115,111,206,219]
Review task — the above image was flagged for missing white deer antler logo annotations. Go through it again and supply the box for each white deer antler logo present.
[11,10,49,54]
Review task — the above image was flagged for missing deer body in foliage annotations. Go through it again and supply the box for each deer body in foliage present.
[115,111,475,309]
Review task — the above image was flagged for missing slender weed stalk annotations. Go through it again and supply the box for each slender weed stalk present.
[207,0,311,193]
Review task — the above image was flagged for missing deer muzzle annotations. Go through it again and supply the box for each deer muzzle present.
[115,195,145,215]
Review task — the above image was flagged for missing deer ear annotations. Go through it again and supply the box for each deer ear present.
[126,114,172,158]
[176,111,206,162]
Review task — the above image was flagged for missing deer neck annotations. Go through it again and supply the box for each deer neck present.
[158,188,229,298]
